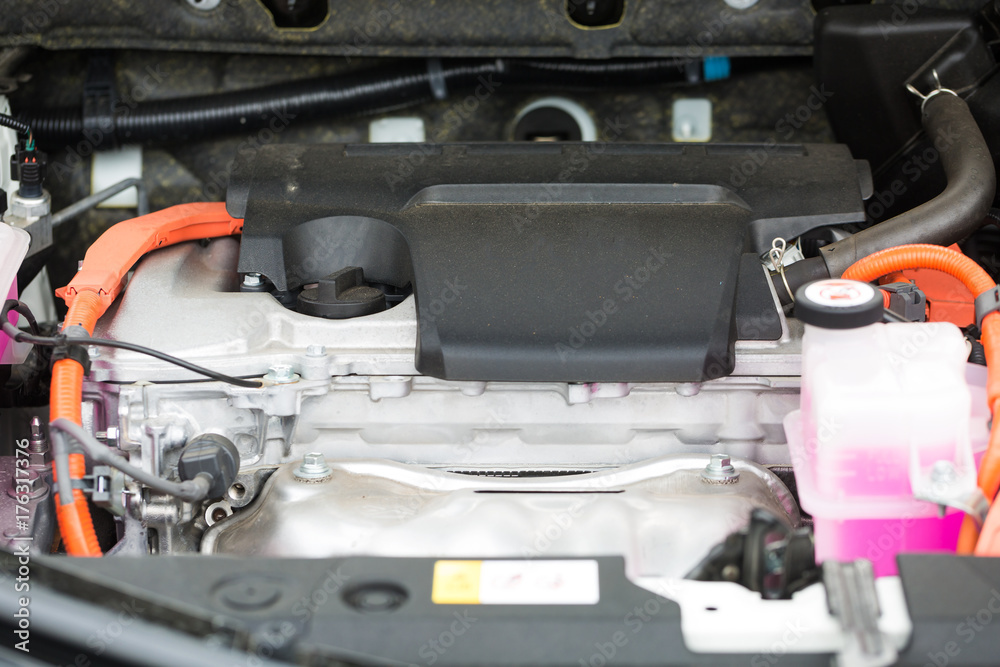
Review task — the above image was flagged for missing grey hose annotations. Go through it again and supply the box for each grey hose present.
[50,177,149,227]
[775,91,996,302]
[51,430,74,507]
[49,418,211,502]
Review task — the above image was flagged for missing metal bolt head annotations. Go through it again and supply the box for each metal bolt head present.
[295,452,332,480]
[701,454,740,484]
[7,469,45,498]
[709,454,731,470]
[676,382,702,397]
[9,190,51,219]
[28,417,47,453]
[243,272,262,287]
[306,344,327,357]
[930,460,957,484]
[264,364,298,384]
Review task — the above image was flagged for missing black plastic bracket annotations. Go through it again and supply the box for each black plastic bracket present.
[81,52,118,151]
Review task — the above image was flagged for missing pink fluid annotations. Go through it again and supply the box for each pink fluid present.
[812,441,959,499]
[813,513,963,577]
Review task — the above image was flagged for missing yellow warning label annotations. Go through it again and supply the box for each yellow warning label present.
[432,560,482,604]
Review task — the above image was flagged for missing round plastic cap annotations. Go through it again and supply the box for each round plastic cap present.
[794,279,883,329]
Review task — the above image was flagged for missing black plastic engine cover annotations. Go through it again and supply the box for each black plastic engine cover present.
[229,142,866,382]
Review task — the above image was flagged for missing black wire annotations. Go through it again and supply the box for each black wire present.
[84,338,263,388]
[882,308,909,323]
[2,299,40,335]
[2,301,262,388]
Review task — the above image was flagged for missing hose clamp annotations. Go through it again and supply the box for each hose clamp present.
[975,285,1000,330]
[905,69,959,114]
[51,343,91,376]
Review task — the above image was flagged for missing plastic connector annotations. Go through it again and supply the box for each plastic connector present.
[975,285,1000,330]
[880,282,927,322]
[177,434,240,499]
[10,145,47,199]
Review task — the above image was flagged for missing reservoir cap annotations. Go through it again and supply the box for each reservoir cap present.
[795,279,883,329]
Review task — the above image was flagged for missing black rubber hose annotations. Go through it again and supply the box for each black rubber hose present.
[21,58,689,148]
[775,92,997,303]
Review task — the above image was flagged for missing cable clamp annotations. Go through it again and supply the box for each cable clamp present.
[427,58,448,101]
[52,343,91,376]
[975,285,1000,330]
[768,237,794,303]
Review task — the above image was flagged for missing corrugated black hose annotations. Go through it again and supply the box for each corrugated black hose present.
[20,58,692,147]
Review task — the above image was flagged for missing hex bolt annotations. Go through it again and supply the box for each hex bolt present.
[243,272,263,287]
[264,364,298,384]
[306,344,327,357]
[28,417,46,453]
[8,469,42,496]
[294,452,332,480]
[701,454,740,484]
[930,460,957,484]
[27,417,49,469]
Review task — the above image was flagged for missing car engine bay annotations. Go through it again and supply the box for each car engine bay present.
[3,1,1000,665]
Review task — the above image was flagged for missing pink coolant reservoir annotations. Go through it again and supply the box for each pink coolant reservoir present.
[785,279,980,577]
[1,224,32,364]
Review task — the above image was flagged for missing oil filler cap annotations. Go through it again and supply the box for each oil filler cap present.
[795,279,883,329]
[297,266,386,319]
